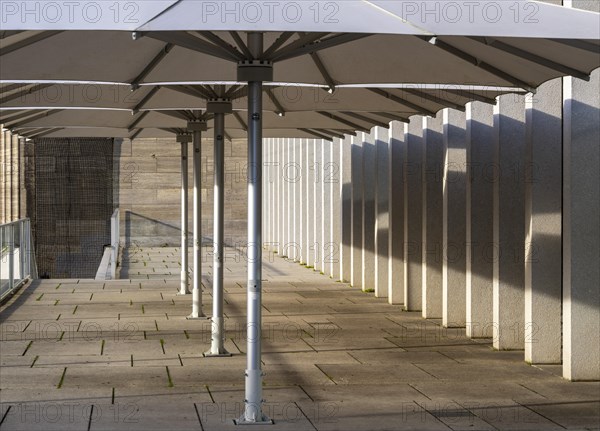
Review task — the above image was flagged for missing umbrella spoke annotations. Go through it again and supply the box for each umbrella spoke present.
[4,109,62,129]
[0,84,52,105]
[229,31,254,59]
[548,38,600,54]
[340,111,390,129]
[141,31,239,62]
[316,111,370,133]
[0,31,63,57]
[370,111,411,124]
[401,88,466,112]
[127,111,149,131]
[270,33,372,62]
[265,88,285,116]
[263,32,295,58]
[422,36,536,93]
[469,37,591,82]
[129,43,174,89]
[132,86,160,113]
[266,32,329,61]
[197,31,245,61]
[368,88,437,117]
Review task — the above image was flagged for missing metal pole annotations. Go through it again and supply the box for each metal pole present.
[179,137,190,295]
[205,112,231,356]
[236,31,272,426]
[189,129,204,316]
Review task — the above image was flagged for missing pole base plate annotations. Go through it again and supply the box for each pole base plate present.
[177,292,191,296]
[203,350,233,358]
[233,416,274,426]
[186,314,205,320]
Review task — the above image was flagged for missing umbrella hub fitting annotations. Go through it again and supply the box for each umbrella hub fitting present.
[187,121,207,132]
[206,99,233,114]
[176,133,192,143]
[237,60,273,82]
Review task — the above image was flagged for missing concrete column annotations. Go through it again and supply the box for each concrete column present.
[362,131,377,292]
[275,138,281,255]
[341,136,352,282]
[1,130,5,224]
[466,102,495,338]
[350,136,363,289]
[493,94,527,351]
[375,127,390,298]
[388,121,405,305]
[563,0,600,380]
[294,138,303,263]
[314,140,323,272]
[322,139,332,276]
[287,138,294,260]
[405,121,423,311]
[300,139,308,264]
[305,139,315,268]
[331,138,342,279]
[524,80,563,364]
[422,116,444,318]
[443,109,467,328]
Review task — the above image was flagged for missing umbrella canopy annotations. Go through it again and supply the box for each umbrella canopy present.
[1,2,598,91]
[0,107,385,140]
[0,82,521,112]
[0,82,526,130]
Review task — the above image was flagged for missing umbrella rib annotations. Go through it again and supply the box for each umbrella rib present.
[229,32,254,59]
[0,31,63,57]
[316,111,369,133]
[265,89,285,116]
[0,83,27,95]
[266,32,330,61]
[263,32,296,59]
[32,128,63,139]
[232,112,247,131]
[341,111,389,129]
[469,37,591,82]
[0,109,31,123]
[370,112,411,124]
[549,38,600,54]
[0,84,52,105]
[367,88,437,117]
[127,111,149,131]
[133,86,161,113]
[196,32,245,61]
[130,43,174,88]
[224,131,232,142]
[442,89,497,105]
[227,86,248,101]
[129,129,143,140]
[201,85,220,99]
[0,30,23,39]
[5,109,63,129]
[401,88,466,112]
[309,52,336,92]
[225,85,241,98]
[299,128,331,140]
[424,37,536,93]
[156,110,192,121]
[318,129,348,139]
[270,33,372,62]
[143,31,239,62]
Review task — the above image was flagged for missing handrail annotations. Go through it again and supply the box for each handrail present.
[1,218,37,302]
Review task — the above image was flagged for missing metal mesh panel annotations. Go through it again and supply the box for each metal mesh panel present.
[34,138,114,278]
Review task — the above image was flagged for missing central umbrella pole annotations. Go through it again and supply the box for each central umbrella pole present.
[177,133,191,296]
[236,32,273,426]
[205,100,233,356]
[188,121,207,319]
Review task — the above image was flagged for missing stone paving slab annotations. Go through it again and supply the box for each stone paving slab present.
[1,247,598,430]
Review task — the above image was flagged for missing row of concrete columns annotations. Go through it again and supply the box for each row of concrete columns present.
[0,130,23,224]
[264,72,599,381]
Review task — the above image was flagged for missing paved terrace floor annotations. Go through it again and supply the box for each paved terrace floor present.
[1,247,599,431]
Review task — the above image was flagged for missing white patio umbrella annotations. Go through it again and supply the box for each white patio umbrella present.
[2,1,599,423]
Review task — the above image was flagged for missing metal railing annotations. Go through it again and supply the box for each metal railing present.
[1,218,37,301]
[110,208,120,279]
